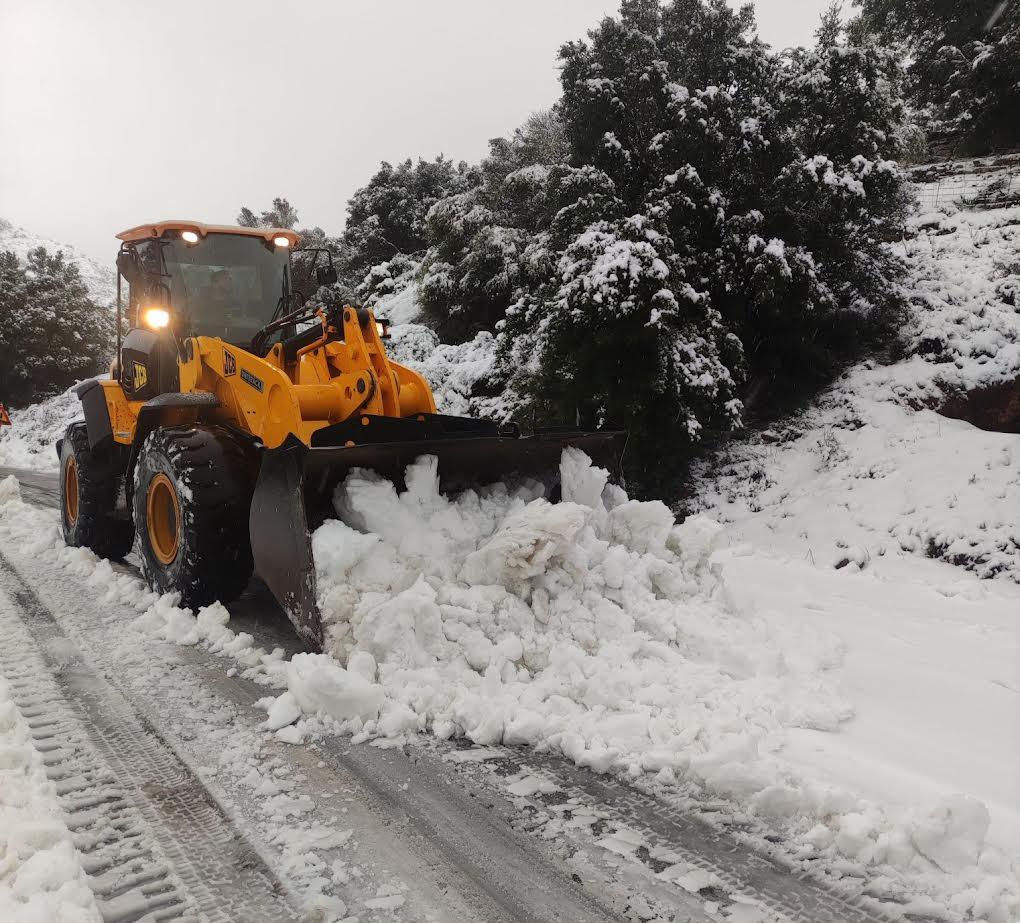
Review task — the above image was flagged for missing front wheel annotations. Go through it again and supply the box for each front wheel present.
[59,423,134,560]
[133,426,255,610]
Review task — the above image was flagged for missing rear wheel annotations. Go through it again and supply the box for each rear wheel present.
[59,424,134,559]
[133,426,255,610]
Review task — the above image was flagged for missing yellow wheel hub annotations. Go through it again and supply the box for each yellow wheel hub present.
[146,473,180,565]
[64,458,79,525]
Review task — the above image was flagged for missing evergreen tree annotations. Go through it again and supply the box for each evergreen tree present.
[855,0,1020,153]
[416,0,907,491]
[341,157,479,288]
[0,248,114,407]
[235,197,347,299]
[418,113,570,342]
[237,196,301,229]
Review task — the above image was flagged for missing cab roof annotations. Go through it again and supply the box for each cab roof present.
[116,220,301,247]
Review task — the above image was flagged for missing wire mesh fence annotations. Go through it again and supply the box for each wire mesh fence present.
[911,153,1020,212]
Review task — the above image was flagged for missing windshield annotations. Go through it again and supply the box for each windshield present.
[160,234,288,345]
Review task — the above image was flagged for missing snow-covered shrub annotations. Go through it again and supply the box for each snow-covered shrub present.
[0,248,114,407]
[357,253,420,304]
[418,197,531,342]
[340,157,478,287]
[414,0,907,490]
[417,113,575,344]
[387,324,505,419]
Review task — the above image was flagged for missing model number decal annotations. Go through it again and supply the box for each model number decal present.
[240,368,264,392]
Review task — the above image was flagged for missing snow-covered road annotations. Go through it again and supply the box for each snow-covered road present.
[0,465,911,923]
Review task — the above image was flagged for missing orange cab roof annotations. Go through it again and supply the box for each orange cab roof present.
[116,220,301,247]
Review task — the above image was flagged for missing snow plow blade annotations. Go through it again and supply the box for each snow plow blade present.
[249,415,627,649]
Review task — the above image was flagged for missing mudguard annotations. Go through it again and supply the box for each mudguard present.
[75,379,114,450]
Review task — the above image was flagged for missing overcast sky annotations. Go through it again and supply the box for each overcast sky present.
[1,0,835,260]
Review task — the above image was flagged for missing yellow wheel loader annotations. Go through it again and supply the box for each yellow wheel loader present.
[59,221,625,648]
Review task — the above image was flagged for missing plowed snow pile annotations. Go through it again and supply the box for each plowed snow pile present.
[261,449,1019,922]
[298,449,849,773]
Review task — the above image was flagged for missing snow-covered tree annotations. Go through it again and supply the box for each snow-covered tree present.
[237,196,301,229]
[418,115,571,342]
[415,0,907,490]
[855,0,1020,153]
[235,197,347,299]
[0,248,114,407]
[341,157,478,288]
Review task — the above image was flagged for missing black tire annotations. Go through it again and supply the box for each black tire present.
[59,424,134,560]
[133,425,255,610]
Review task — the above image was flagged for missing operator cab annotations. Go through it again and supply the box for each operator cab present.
[116,221,301,349]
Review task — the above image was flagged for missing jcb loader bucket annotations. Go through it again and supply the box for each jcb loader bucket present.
[249,414,627,650]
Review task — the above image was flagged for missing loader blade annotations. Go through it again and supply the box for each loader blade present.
[249,427,627,650]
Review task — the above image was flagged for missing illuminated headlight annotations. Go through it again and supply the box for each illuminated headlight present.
[181,230,199,244]
[142,307,171,330]
[375,318,391,339]
[273,235,290,248]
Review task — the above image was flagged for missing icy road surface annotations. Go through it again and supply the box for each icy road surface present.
[0,465,925,923]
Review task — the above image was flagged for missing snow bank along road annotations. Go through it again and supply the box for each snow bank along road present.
[0,465,917,923]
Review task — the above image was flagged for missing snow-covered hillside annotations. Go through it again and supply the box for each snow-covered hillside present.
[0,217,116,307]
[0,386,86,469]
[690,167,1020,583]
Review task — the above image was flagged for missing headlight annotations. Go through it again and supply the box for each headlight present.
[181,230,199,244]
[273,235,290,248]
[142,307,171,330]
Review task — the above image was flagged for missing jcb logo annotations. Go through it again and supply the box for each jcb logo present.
[133,362,148,390]
[224,349,236,376]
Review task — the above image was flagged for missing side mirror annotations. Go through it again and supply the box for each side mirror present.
[316,266,338,287]
[116,249,141,284]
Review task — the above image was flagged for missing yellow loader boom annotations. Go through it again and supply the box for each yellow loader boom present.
[59,221,626,648]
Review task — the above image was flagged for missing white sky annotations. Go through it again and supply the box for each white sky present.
[0,0,834,261]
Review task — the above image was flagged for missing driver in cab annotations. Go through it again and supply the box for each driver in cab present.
[208,269,240,314]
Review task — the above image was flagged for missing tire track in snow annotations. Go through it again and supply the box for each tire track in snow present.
[2,534,637,922]
[0,550,299,923]
[443,742,913,923]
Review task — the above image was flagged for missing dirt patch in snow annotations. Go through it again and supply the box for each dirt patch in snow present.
[938,377,1020,434]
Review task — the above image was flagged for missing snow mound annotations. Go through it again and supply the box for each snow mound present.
[2,466,1017,919]
[0,386,82,470]
[302,450,848,779]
